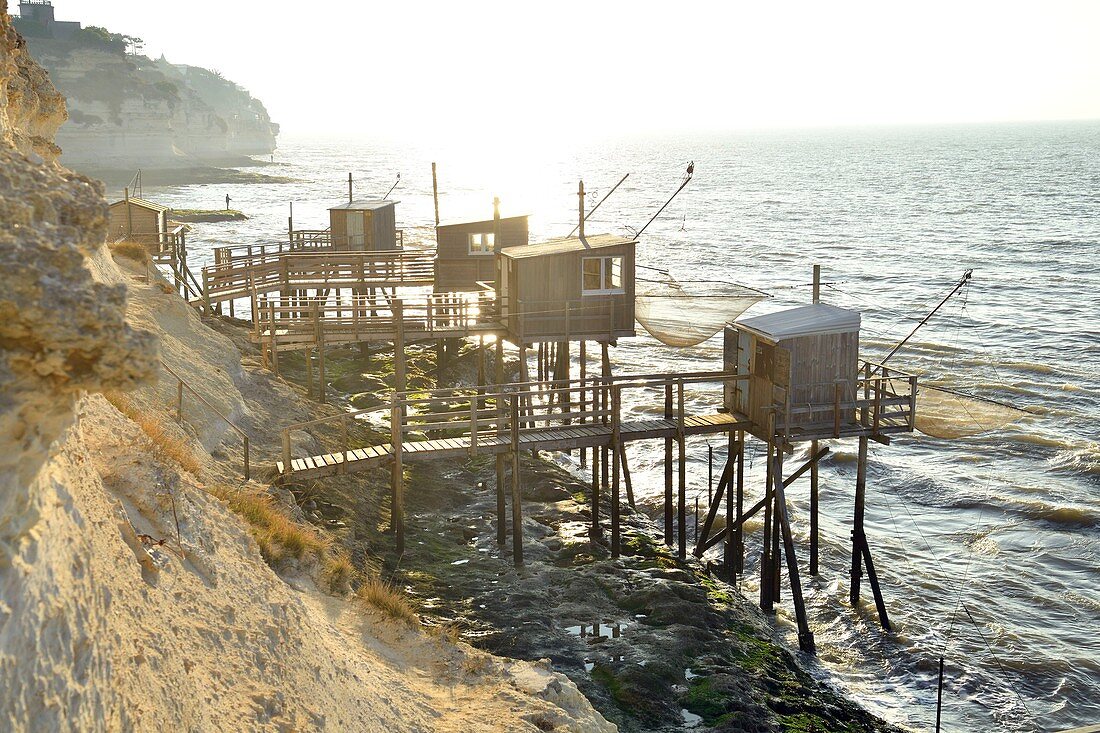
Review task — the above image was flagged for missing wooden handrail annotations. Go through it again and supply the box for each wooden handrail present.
[162,360,250,480]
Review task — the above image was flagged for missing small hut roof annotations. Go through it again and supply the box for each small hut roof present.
[329,199,398,211]
[501,233,635,260]
[109,197,169,213]
[736,303,860,343]
[437,213,529,229]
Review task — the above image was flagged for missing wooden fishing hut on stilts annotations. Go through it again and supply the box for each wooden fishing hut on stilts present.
[687,294,918,652]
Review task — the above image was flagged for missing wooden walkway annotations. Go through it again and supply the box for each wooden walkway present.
[278,411,746,478]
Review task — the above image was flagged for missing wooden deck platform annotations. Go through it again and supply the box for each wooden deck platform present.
[278,411,747,479]
[194,249,437,306]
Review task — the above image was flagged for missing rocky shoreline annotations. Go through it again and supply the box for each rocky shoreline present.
[274,342,900,733]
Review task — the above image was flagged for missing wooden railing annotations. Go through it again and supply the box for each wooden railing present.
[254,291,499,351]
[773,360,918,438]
[162,361,251,479]
[508,295,633,341]
[199,250,437,305]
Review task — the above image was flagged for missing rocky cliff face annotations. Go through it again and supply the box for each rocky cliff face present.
[15,21,278,171]
[0,0,157,559]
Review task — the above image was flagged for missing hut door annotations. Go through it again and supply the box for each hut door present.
[347,211,366,250]
[734,330,751,414]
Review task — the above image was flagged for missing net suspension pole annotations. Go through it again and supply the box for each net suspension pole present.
[881,269,973,366]
[635,163,694,238]
[567,173,629,238]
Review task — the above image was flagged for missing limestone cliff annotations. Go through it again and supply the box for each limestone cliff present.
[14,9,278,171]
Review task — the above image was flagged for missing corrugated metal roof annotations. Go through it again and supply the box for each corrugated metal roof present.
[501,233,635,259]
[736,303,860,343]
[328,199,398,211]
[109,197,169,213]
[437,214,529,229]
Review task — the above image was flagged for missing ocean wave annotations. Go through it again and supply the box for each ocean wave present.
[1009,500,1099,528]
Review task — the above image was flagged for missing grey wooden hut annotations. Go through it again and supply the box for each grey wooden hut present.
[434,213,528,292]
[108,196,169,249]
[724,303,861,441]
[497,233,636,345]
[328,200,398,251]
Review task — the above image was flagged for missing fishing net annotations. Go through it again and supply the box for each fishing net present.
[915,385,1030,439]
[635,278,767,347]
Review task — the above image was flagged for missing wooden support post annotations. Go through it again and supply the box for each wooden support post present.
[317,324,326,404]
[618,442,635,509]
[677,379,687,561]
[693,455,734,557]
[495,337,507,546]
[723,433,736,579]
[773,449,816,653]
[393,300,406,395]
[735,432,745,575]
[761,442,774,612]
[810,441,820,575]
[611,385,622,558]
[391,397,404,555]
[851,435,868,605]
[579,340,587,469]
[305,347,313,397]
[862,539,892,630]
[476,337,486,394]
[510,395,523,567]
[663,382,674,546]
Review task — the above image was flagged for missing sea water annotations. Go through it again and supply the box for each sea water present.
[144,121,1100,732]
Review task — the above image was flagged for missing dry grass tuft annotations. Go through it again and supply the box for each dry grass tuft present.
[357,575,419,627]
[108,239,152,263]
[322,550,356,593]
[104,391,203,476]
[209,484,327,564]
[427,621,462,644]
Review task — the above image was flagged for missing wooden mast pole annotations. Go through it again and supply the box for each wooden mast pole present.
[432,162,440,227]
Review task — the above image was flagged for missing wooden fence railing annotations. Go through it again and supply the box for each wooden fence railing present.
[162,361,251,480]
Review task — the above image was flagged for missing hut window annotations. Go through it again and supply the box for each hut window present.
[581,256,625,295]
[468,232,495,255]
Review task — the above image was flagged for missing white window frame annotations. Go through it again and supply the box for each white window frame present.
[581,255,625,296]
[467,232,495,255]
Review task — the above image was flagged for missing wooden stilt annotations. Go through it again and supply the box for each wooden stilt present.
[391,398,404,555]
[861,539,892,630]
[851,435,868,605]
[773,448,816,653]
[677,379,687,560]
[393,300,406,396]
[693,455,734,557]
[723,433,736,579]
[618,442,635,508]
[761,442,774,613]
[611,385,621,558]
[663,382,674,546]
[772,483,782,603]
[735,432,745,575]
[305,347,313,397]
[810,438,820,575]
[579,341,587,469]
[510,394,523,567]
[495,338,506,546]
[476,337,485,395]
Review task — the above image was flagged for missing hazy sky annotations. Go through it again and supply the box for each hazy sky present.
[36,1,1100,141]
